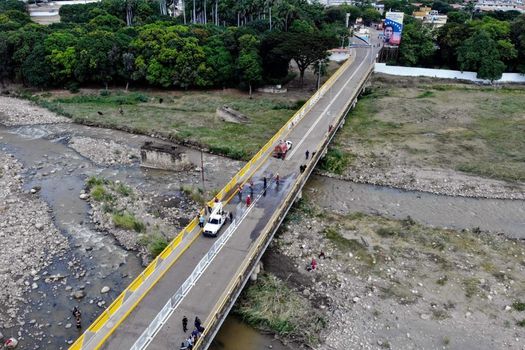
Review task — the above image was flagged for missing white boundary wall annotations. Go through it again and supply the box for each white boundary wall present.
[375,63,525,84]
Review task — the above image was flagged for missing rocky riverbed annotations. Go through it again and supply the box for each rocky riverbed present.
[262,205,525,350]
[0,151,68,329]
[321,162,525,200]
[86,177,200,264]
[0,96,70,126]
[0,96,242,348]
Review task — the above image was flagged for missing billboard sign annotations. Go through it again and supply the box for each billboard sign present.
[383,12,404,46]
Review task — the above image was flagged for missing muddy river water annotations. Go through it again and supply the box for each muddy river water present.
[1,122,523,349]
[306,176,524,239]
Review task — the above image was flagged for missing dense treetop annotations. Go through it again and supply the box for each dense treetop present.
[0,0,354,89]
[0,0,524,87]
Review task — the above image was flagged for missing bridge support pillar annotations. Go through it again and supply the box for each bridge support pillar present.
[250,262,264,281]
[295,190,302,203]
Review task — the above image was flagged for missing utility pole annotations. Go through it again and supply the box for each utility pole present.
[200,150,206,196]
[269,5,272,30]
[183,0,186,24]
[204,0,207,23]
[193,0,196,23]
[317,60,322,91]
[345,12,350,28]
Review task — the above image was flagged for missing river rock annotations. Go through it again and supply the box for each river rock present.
[72,291,85,299]
[79,193,89,200]
[100,286,110,294]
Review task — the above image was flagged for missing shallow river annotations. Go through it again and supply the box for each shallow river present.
[306,175,525,238]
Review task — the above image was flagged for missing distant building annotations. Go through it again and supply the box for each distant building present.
[412,7,448,28]
[315,0,384,12]
[475,0,525,12]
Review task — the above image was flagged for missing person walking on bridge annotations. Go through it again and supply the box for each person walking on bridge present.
[182,315,188,332]
[237,184,243,202]
[246,194,252,206]
[199,215,205,228]
[305,150,309,159]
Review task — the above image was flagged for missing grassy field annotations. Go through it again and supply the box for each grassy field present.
[334,75,525,183]
[29,89,307,160]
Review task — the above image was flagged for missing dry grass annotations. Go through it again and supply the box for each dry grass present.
[334,76,525,183]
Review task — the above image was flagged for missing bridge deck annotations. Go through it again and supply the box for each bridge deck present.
[90,43,376,350]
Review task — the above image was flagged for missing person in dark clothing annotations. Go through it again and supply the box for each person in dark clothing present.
[182,316,188,332]
[305,150,309,159]
[72,307,81,319]
[263,176,267,189]
[237,184,243,201]
[229,211,233,222]
[194,316,201,329]
[207,205,212,214]
[75,315,81,329]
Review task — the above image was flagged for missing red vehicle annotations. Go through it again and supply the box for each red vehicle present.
[273,140,293,159]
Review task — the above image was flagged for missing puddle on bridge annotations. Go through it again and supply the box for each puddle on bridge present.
[210,315,293,350]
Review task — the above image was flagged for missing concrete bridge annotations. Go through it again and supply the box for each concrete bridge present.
[70,40,379,350]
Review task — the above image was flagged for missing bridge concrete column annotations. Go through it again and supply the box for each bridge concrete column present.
[295,190,302,203]
[249,261,264,281]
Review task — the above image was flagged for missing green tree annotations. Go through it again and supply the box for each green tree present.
[436,22,472,69]
[0,0,27,13]
[361,8,381,25]
[447,11,470,24]
[398,20,436,66]
[45,31,79,85]
[278,29,336,86]
[237,34,262,96]
[510,14,525,73]
[457,30,507,81]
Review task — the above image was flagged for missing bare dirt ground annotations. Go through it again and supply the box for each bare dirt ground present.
[254,200,525,350]
[326,74,525,199]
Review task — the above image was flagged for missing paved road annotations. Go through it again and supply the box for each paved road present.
[99,43,378,350]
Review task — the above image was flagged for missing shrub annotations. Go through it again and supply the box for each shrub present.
[115,183,132,197]
[319,148,350,174]
[148,235,169,257]
[90,185,108,202]
[112,212,145,232]
[512,301,525,312]
[86,176,104,189]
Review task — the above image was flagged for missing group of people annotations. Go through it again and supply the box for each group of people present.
[299,149,316,174]
[180,316,205,349]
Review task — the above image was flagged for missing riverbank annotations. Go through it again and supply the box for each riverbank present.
[325,74,525,200]
[239,197,525,350]
[0,97,243,348]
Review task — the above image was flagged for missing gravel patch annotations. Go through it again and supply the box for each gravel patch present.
[0,151,68,328]
[69,136,140,166]
[329,151,525,200]
[0,96,70,126]
[86,179,200,264]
